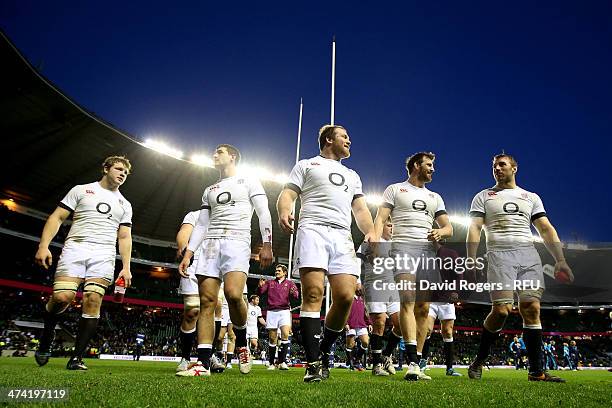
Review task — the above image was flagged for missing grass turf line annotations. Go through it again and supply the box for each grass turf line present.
[0,358,610,407]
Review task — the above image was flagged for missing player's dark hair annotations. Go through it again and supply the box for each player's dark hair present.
[216,144,241,164]
[318,125,345,151]
[102,155,131,175]
[405,152,435,174]
[249,295,259,302]
[492,153,517,168]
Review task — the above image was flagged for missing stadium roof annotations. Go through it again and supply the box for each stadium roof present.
[0,31,288,255]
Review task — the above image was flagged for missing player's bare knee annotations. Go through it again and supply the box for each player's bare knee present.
[184,308,200,323]
[302,287,323,306]
[51,291,74,306]
[491,303,512,318]
[414,302,430,318]
[519,301,540,322]
[332,290,354,308]
[199,292,217,310]
[225,293,244,309]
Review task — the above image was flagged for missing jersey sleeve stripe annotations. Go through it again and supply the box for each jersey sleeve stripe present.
[284,183,301,194]
[434,210,448,218]
[201,205,211,210]
[381,202,394,210]
[531,212,547,222]
[119,222,132,227]
[469,210,485,218]
[58,202,74,213]
[250,193,266,198]
[352,193,364,202]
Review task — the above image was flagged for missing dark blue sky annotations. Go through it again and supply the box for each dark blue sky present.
[2,1,611,241]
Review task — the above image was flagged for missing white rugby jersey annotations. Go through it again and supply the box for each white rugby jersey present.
[59,182,132,250]
[201,176,266,243]
[182,210,200,226]
[287,155,364,230]
[182,210,202,262]
[469,186,546,250]
[247,304,262,327]
[382,181,446,242]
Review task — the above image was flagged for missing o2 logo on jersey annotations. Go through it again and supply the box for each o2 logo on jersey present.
[96,202,113,219]
[503,202,519,213]
[216,192,236,206]
[250,310,256,317]
[503,202,526,218]
[328,172,349,192]
[412,199,427,212]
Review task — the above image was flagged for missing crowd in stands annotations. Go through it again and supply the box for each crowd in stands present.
[1,287,609,367]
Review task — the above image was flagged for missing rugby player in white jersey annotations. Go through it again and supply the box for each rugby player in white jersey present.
[361,219,402,376]
[467,154,572,383]
[246,295,265,356]
[34,156,133,370]
[177,144,273,377]
[277,125,375,383]
[216,281,247,369]
[373,152,453,381]
[175,210,223,373]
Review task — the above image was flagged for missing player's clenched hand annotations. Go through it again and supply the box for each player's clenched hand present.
[34,247,53,269]
[178,251,193,278]
[554,260,574,284]
[118,268,132,288]
[259,243,273,269]
[427,229,442,242]
[278,213,294,234]
[362,232,376,244]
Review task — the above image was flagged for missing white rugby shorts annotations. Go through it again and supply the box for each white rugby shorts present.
[221,307,232,327]
[195,238,250,278]
[293,225,359,276]
[366,300,400,315]
[428,302,456,321]
[247,326,259,339]
[487,246,545,300]
[55,241,115,282]
[265,309,292,330]
[347,327,368,337]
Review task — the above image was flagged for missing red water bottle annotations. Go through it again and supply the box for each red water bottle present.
[113,277,126,303]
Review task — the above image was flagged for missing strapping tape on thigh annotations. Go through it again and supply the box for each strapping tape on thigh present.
[53,281,79,293]
[83,281,107,296]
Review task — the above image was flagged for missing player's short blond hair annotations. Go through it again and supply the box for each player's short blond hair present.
[318,125,345,151]
[102,156,132,175]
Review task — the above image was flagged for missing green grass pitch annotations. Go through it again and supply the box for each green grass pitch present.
[0,358,610,407]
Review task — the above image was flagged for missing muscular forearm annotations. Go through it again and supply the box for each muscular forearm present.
[39,216,62,248]
[439,224,453,239]
[276,190,294,219]
[466,224,482,259]
[539,226,565,262]
[354,207,374,236]
[118,236,132,270]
